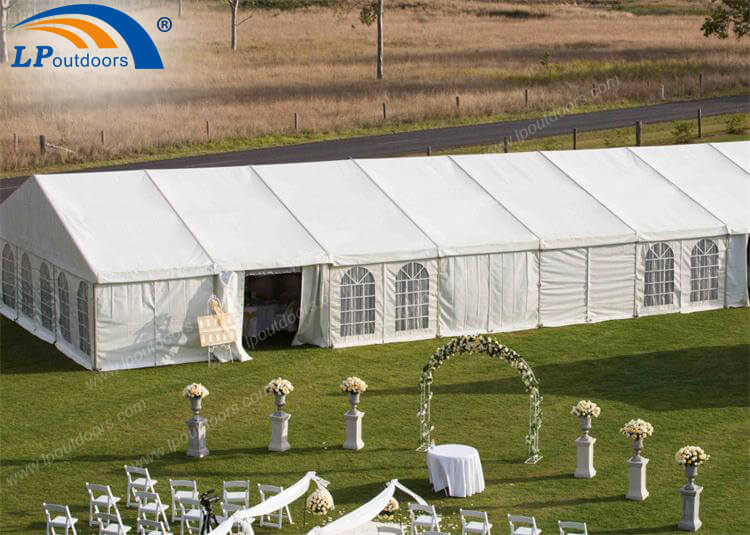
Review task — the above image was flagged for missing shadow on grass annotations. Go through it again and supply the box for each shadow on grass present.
[371,345,750,411]
[594,526,676,534]
[514,494,623,508]
[486,472,573,485]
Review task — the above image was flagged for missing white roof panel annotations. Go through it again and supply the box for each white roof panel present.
[356,156,539,255]
[544,148,727,241]
[711,141,750,173]
[632,143,750,234]
[148,167,329,271]
[254,160,438,265]
[452,152,636,248]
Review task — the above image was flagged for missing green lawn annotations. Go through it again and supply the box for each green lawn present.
[1,309,748,534]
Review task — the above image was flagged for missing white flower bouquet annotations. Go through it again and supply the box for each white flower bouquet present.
[341,376,368,394]
[306,487,334,515]
[571,400,601,418]
[620,418,654,439]
[675,446,710,466]
[378,497,399,519]
[265,377,294,395]
[182,383,209,399]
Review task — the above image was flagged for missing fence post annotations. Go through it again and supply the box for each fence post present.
[635,121,642,147]
[524,88,529,107]
[660,84,665,100]
[39,134,46,155]
[206,120,210,139]
[455,95,460,111]
[573,128,577,150]
[503,136,509,153]
[100,130,105,146]
[427,146,432,156]
[697,108,702,138]
[13,133,17,152]
[294,112,299,132]
[591,83,596,97]
[699,72,703,95]
[382,102,387,120]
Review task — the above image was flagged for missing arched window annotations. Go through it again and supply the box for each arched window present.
[2,244,16,309]
[40,263,55,331]
[395,262,429,331]
[340,266,376,337]
[690,239,719,302]
[20,254,34,318]
[644,242,674,307]
[57,272,71,343]
[77,282,91,355]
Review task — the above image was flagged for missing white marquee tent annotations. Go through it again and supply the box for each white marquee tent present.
[1,142,748,371]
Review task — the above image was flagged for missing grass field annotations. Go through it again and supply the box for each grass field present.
[1,0,748,174]
[1,308,748,534]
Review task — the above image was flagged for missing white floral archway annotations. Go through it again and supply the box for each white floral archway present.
[417,335,542,464]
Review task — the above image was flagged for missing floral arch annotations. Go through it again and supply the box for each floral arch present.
[417,335,542,464]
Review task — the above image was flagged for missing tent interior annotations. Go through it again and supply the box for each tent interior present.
[0,142,748,371]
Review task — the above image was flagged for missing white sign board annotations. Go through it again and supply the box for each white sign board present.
[197,314,238,347]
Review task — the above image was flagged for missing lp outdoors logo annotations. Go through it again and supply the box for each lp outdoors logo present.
[10,3,164,70]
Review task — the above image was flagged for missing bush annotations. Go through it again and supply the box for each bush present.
[726,114,750,134]
[672,121,695,144]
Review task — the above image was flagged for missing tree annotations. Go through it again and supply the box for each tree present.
[0,0,19,64]
[702,0,749,39]
[338,0,385,80]
[227,0,253,52]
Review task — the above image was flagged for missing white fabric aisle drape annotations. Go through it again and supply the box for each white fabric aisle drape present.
[209,472,329,535]
[307,480,427,535]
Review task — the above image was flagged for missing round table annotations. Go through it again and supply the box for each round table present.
[426,444,485,497]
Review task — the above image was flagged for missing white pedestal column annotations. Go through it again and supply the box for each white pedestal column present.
[186,415,209,457]
[269,411,291,452]
[626,457,649,501]
[679,484,703,531]
[575,435,596,478]
[344,410,365,450]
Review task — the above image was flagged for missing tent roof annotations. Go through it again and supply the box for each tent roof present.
[631,144,750,235]
[543,147,728,241]
[356,156,539,255]
[1,142,746,284]
[452,152,637,249]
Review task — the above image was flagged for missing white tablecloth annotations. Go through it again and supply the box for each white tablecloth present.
[426,444,485,497]
[243,305,277,339]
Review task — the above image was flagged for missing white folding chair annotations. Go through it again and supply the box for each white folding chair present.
[42,503,79,535]
[218,503,249,534]
[461,509,492,534]
[176,497,204,535]
[508,514,542,535]
[170,480,198,522]
[137,518,171,535]
[86,483,122,527]
[377,527,406,535]
[95,512,132,534]
[223,480,250,508]
[558,521,588,535]
[257,483,293,528]
[409,503,441,534]
[134,490,170,528]
[125,466,158,508]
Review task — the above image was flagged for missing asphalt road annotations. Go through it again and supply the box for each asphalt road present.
[1,94,748,202]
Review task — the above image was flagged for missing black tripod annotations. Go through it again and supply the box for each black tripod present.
[198,490,221,534]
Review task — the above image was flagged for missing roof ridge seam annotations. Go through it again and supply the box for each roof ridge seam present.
[625,147,730,235]
[707,142,750,176]
[143,170,218,271]
[537,151,640,241]
[248,165,333,263]
[349,158,442,256]
[447,155,542,248]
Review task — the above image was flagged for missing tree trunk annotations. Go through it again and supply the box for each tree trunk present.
[178,0,183,17]
[376,0,383,79]
[0,3,8,65]
[230,1,238,52]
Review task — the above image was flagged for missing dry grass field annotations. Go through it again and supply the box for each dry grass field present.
[1,0,748,174]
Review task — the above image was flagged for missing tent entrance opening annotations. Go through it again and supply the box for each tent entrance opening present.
[243,269,301,348]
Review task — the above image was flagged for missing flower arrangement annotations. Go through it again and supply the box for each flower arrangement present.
[620,418,654,439]
[265,377,294,395]
[341,376,368,394]
[571,400,601,418]
[182,383,209,399]
[306,487,334,515]
[378,497,399,519]
[675,446,710,466]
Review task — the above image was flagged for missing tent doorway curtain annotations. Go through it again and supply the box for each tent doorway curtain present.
[243,268,301,349]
